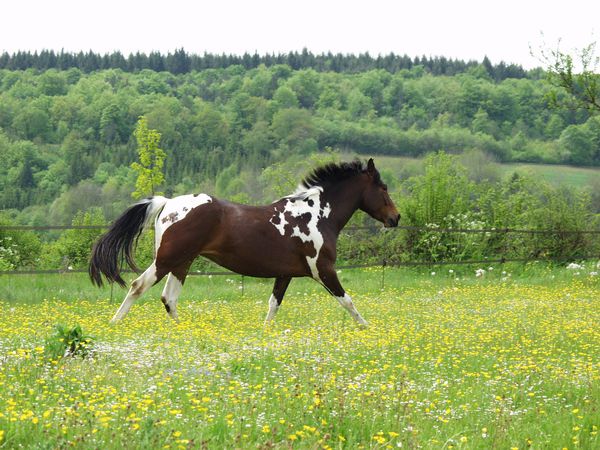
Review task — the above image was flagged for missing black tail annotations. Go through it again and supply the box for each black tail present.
[89,197,163,287]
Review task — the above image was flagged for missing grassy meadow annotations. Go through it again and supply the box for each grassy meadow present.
[376,155,600,190]
[0,264,599,449]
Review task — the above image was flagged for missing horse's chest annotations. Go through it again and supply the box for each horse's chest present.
[269,191,331,280]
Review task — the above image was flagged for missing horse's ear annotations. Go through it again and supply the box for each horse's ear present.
[367,158,376,176]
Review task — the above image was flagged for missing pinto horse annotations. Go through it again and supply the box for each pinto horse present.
[89,159,399,325]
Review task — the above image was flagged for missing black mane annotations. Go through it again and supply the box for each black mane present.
[301,160,379,189]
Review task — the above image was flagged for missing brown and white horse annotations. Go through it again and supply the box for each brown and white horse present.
[89,159,399,325]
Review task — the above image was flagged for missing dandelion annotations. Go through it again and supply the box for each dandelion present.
[476,268,486,277]
[373,435,387,444]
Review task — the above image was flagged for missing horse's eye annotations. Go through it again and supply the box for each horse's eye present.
[382,184,388,192]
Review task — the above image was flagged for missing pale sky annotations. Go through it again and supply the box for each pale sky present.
[1,0,598,69]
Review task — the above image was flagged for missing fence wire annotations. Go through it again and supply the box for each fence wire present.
[2,224,600,234]
[1,224,599,277]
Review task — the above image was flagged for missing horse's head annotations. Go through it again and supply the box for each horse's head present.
[360,159,400,228]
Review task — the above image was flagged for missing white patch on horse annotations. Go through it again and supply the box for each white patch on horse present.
[269,187,331,280]
[270,209,288,236]
[161,274,183,322]
[264,294,280,323]
[155,194,212,249]
[336,293,368,326]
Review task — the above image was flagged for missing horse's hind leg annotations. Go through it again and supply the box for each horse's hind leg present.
[111,261,165,323]
[160,263,191,322]
[264,277,291,324]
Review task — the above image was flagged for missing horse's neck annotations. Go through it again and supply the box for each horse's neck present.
[323,181,363,233]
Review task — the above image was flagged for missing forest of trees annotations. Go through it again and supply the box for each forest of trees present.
[0,49,528,80]
[0,55,599,229]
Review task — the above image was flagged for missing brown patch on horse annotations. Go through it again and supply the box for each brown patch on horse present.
[292,212,312,236]
[161,212,179,224]
[131,279,144,296]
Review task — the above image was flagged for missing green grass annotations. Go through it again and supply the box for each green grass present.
[375,155,600,189]
[0,266,599,449]
[0,261,594,304]
[499,162,600,187]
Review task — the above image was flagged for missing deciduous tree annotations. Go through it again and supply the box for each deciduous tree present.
[131,116,166,199]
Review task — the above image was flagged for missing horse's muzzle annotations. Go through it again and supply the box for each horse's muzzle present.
[385,214,400,228]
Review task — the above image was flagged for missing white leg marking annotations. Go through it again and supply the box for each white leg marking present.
[336,294,368,326]
[161,274,183,322]
[264,294,280,324]
[111,262,158,323]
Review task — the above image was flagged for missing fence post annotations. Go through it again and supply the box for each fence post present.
[501,228,509,267]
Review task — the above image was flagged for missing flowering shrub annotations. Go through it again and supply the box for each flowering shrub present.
[414,212,490,262]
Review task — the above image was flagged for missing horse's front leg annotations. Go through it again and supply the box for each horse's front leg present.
[318,268,368,326]
[264,277,292,324]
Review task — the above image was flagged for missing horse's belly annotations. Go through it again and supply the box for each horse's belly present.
[202,250,308,278]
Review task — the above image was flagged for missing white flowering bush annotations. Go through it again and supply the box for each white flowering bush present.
[415,212,490,262]
[0,236,19,270]
[0,224,41,271]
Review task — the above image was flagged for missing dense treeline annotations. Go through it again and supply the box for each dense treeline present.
[0,49,528,80]
[0,62,599,227]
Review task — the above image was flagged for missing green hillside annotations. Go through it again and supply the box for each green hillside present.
[0,61,599,228]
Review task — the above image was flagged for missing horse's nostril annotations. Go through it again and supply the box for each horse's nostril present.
[387,215,400,227]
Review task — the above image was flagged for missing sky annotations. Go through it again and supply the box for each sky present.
[1,0,598,69]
